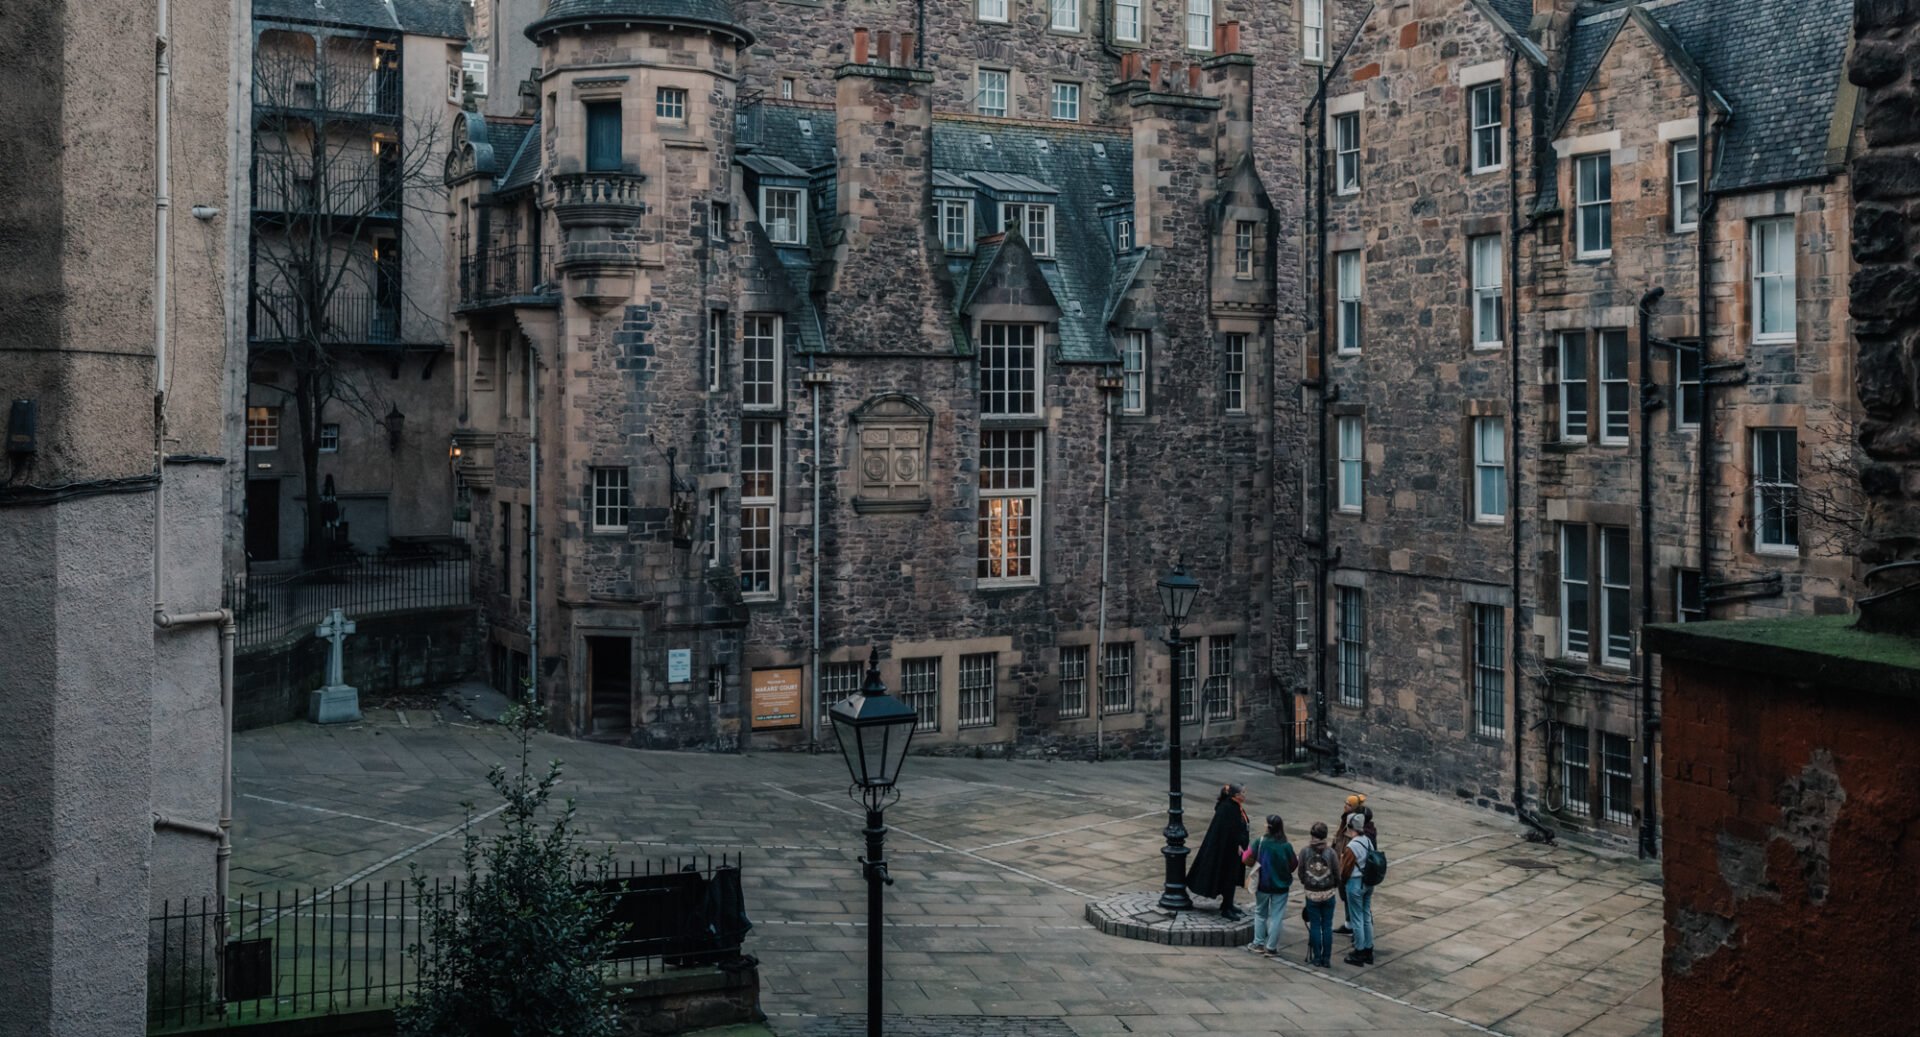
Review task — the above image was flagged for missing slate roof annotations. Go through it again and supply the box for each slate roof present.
[494,117,540,194]
[525,0,752,43]
[1482,0,1535,33]
[255,0,467,39]
[1539,0,1851,209]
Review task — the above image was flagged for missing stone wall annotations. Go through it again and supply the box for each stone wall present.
[234,606,480,729]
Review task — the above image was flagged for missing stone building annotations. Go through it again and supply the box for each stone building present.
[449,0,1340,755]
[1302,0,1861,850]
[242,0,467,565]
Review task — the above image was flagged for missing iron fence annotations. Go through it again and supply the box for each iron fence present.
[226,555,470,652]
[458,245,556,305]
[250,291,402,346]
[149,856,747,1031]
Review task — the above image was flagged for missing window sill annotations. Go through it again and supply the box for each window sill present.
[1471,341,1505,352]
[1673,224,1698,234]
[1596,438,1630,449]
[1335,188,1360,198]
[1335,506,1363,517]
[1046,27,1085,36]
[1575,252,1613,262]
[1471,516,1507,527]
[1544,440,1585,453]
[977,580,1041,592]
[1754,545,1802,558]
[1753,334,1797,346]
[1601,659,1632,671]
[981,415,1046,429]
[740,592,779,605]
[1470,165,1506,176]
[1335,348,1362,358]
[589,527,628,535]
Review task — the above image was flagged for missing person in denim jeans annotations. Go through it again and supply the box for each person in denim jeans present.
[1339,812,1376,965]
[1294,821,1341,967]
[1241,815,1297,956]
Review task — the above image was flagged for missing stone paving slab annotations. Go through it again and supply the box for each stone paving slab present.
[230,715,1663,1037]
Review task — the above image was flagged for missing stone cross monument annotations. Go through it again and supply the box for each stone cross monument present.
[309,607,363,724]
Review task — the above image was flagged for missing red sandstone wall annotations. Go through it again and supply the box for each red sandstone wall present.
[1661,659,1920,1034]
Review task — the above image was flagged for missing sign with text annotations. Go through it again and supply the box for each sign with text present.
[667,649,691,684]
[750,668,804,730]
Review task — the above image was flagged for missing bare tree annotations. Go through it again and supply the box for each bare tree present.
[250,34,447,563]
[1792,409,1875,558]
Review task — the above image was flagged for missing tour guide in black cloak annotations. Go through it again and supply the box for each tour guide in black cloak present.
[1186,783,1251,919]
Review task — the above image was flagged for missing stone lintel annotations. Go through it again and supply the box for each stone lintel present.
[833,63,935,84]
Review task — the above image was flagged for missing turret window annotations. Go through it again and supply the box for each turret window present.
[585,101,621,171]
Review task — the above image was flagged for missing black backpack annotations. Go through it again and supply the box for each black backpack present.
[1360,842,1388,887]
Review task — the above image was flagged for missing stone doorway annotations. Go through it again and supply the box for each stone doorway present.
[585,635,632,737]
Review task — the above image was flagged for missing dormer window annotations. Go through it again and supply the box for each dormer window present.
[940,198,974,253]
[1115,217,1134,253]
[1000,202,1053,257]
[760,186,805,245]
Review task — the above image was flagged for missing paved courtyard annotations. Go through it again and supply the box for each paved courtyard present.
[231,713,1663,1037]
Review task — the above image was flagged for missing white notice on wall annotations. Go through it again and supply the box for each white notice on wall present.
[667,649,692,684]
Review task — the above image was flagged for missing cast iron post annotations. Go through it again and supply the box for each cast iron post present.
[1159,626,1194,911]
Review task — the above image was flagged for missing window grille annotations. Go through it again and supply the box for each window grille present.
[591,468,630,532]
[959,653,997,728]
[1561,725,1591,817]
[1602,733,1634,824]
[1472,605,1504,737]
[1336,587,1366,706]
[901,657,941,732]
[1058,645,1089,719]
[1101,642,1133,714]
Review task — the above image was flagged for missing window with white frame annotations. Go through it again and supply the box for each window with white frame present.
[1050,81,1081,121]
[1174,639,1198,722]
[1223,333,1246,414]
[1559,332,1589,442]
[1334,113,1360,194]
[1186,0,1213,49]
[959,653,997,728]
[1115,217,1134,252]
[1600,525,1631,666]
[705,487,723,568]
[1753,428,1799,552]
[708,665,726,703]
[1575,153,1612,257]
[1292,582,1312,651]
[779,77,794,100]
[1335,249,1361,353]
[1561,523,1590,658]
[940,198,974,253]
[246,406,279,450]
[1677,344,1702,429]
[1472,604,1505,737]
[1121,330,1147,415]
[976,68,1009,116]
[901,657,940,732]
[978,429,1040,584]
[819,661,863,726]
[1470,82,1503,173]
[1336,415,1363,513]
[1204,635,1235,721]
[318,422,340,452]
[1673,138,1700,231]
[977,0,1007,22]
[1599,330,1630,444]
[706,309,725,392]
[1000,202,1053,256]
[1676,568,1705,623]
[1560,725,1591,816]
[741,314,781,410]
[1234,220,1256,278]
[1102,642,1134,714]
[979,322,1040,415]
[1336,586,1366,707]
[1051,0,1080,31]
[1058,645,1089,719]
[1473,417,1506,522]
[655,86,686,121]
[1115,0,1141,41]
[1303,0,1325,61]
[1752,217,1796,341]
[739,420,779,597]
[1602,732,1634,824]
[760,186,804,244]
[590,467,631,532]
[1471,235,1503,346]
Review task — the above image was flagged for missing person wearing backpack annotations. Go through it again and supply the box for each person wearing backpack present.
[1333,794,1375,936]
[1295,821,1341,967]
[1240,814,1297,956]
[1338,812,1377,966]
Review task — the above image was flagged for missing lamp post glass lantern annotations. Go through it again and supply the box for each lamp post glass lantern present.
[1157,564,1200,911]
[827,648,917,1037]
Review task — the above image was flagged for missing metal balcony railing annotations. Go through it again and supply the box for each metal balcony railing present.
[253,59,400,118]
[250,291,401,347]
[457,245,556,306]
[252,155,399,218]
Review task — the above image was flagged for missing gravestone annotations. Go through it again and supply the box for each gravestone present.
[308,607,363,724]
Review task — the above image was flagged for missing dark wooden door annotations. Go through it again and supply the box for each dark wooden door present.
[586,636,633,736]
[245,479,280,561]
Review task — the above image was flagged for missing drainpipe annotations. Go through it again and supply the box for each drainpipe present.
[1696,94,1724,618]
[154,607,237,995]
[527,344,539,703]
[809,355,823,751]
[1094,372,1119,757]
[1504,50,1538,840]
[153,0,174,607]
[1636,287,1665,860]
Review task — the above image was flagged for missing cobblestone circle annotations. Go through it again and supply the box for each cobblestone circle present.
[1084,891,1256,947]
[773,1016,1077,1036]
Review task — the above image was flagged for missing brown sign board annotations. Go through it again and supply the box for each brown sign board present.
[750,667,804,730]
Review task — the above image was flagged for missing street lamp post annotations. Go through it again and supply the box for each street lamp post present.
[1156,564,1200,912]
[827,648,919,1037]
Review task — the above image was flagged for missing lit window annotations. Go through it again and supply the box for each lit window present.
[902,657,940,733]
[1558,332,1588,442]
[1575,153,1612,257]
[1101,642,1134,714]
[1186,0,1213,50]
[1673,138,1700,231]
[940,198,974,253]
[1469,83,1503,173]
[741,314,781,410]
[1600,330,1629,445]
[960,653,997,728]
[1335,250,1361,353]
[819,661,863,726]
[1336,586,1366,706]
[1676,569,1705,623]
[1115,217,1134,252]
[739,420,779,598]
[1337,416,1363,513]
[1600,525,1631,666]
[1676,344,1702,429]
[978,428,1041,584]
[759,186,805,245]
[978,0,1007,21]
[706,309,726,392]
[1058,645,1089,719]
[1050,0,1080,31]
[1234,220,1256,279]
[976,69,1008,116]
[1292,583,1312,652]
[1114,0,1141,41]
[1204,636,1235,721]
[1050,81,1081,121]
[1472,605,1505,737]
[318,422,340,452]
[655,86,687,121]
[1175,639,1198,722]
[246,406,279,450]
[590,467,630,532]
[1471,235,1503,346]
[1752,217,1796,341]
[1561,523,1590,659]
[1000,202,1053,257]
[585,100,621,171]
[1223,333,1246,414]
[979,322,1040,416]
[1753,428,1799,553]
[1560,725,1591,817]
[1303,0,1325,61]
[1602,733,1634,824]
[1334,113,1360,194]
[1121,330,1147,415]
[1473,417,1506,522]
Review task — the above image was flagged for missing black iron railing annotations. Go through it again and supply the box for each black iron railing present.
[250,291,402,347]
[148,856,748,1031]
[225,554,469,652]
[254,58,401,118]
[252,154,400,218]
[458,245,556,305]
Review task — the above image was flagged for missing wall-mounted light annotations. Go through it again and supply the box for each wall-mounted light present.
[384,405,405,452]
[190,204,221,221]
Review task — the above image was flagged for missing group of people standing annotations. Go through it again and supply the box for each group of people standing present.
[1186,785,1384,968]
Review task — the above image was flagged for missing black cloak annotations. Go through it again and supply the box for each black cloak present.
[1185,797,1250,900]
